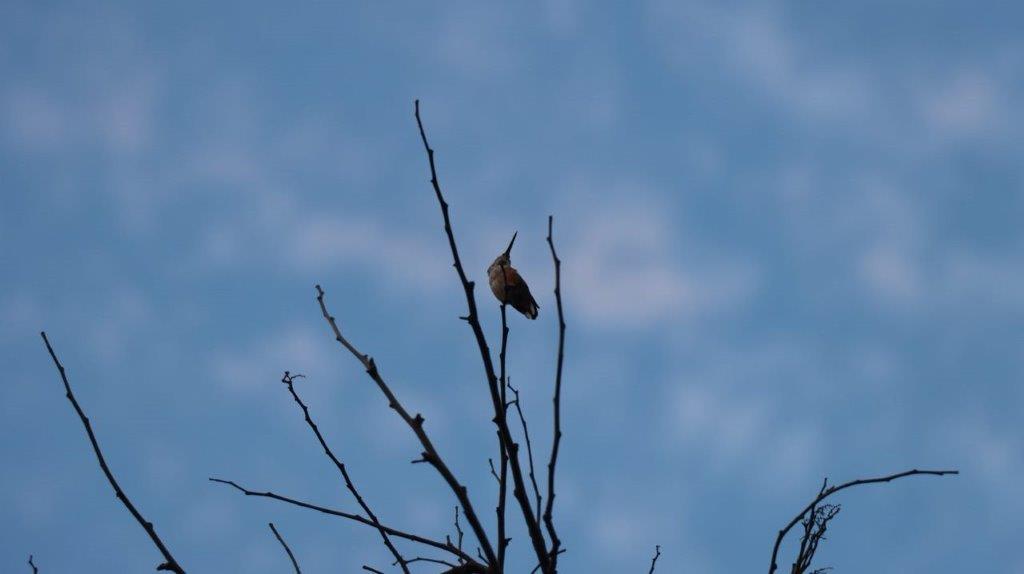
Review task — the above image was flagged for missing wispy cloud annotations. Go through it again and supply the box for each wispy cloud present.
[646,0,873,120]
[561,187,758,329]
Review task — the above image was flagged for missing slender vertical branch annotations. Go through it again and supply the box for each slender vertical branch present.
[543,215,566,567]
[315,285,497,568]
[415,99,552,573]
[454,506,465,559]
[647,545,662,574]
[507,380,543,521]
[268,522,302,574]
[28,555,38,574]
[768,469,959,574]
[40,332,185,574]
[496,301,511,570]
[280,371,408,573]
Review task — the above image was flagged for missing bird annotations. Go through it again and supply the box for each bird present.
[487,232,539,319]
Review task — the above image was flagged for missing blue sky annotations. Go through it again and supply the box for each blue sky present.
[2,1,1022,572]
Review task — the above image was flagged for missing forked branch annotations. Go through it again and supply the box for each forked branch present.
[209,477,482,567]
[769,468,959,574]
[315,285,497,569]
[280,371,408,573]
[40,332,185,574]
[415,99,552,573]
[647,545,662,574]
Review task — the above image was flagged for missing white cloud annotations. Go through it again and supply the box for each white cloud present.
[922,71,1002,139]
[944,415,1024,514]
[3,86,66,150]
[562,192,757,328]
[435,4,522,77]
[212,325,332,393]
[87,287,156,364]
[859,242,922,302]
[646,0,873,120]
[285,215,450,289]
[662,341,823,486]
[542,0,580,36]
[3,72,157,158]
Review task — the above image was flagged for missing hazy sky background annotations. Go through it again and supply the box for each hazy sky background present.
[2,1,1022,572]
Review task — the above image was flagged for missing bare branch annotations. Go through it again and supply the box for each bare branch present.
[407,557,457,568]
[543,215,566,568]
[315,284,496,568]
[647,545,661,574]
[768,468,959,574]
[28,555,38,574]
[268,523,301,574]
[415,99,552,573]
[496,301,511,569]
[791,501,840,574]
[454,503,466,556]
[210,477,481,567]
[507,379,543,521]
[40,332,185,574]
[280,371,409,573]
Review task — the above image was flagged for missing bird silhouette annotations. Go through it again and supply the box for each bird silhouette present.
[487,232,539,319]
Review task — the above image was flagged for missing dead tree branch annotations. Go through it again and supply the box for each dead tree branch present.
[769,468,959,574]
[280,371,408,572]
[507,379,543,521]
[497,302,511,569]
[28,555,38,574]
[268,522,302,574]
[314,284,497,569]
[415,99,551,573]
[40,332,185,574]
[543,215,566,568]
[647,545,662,574]
[209,477,483,568]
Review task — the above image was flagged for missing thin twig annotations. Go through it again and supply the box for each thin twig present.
[647,545,661,574]
[210,478,480,566]
[40,332,185,574]
[281,371,408,573]
[530,549,567,574]
[28,555,38,574]
[507,379,543,521]
[768,469,959,574]
[268,523,301,574]
[415,99,551,573]
[407,556,457,568]
[315,284,497,568]
[543,215,566,568]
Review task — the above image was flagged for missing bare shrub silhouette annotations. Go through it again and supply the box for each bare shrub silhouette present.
[37,102,957,573]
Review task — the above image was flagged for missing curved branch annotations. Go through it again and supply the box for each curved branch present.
[415,99,551,573]
[768,468,959,574]
[268,523,302,574]
[281,372,408,573]
[40,332,185,574]
[210,478,481,566]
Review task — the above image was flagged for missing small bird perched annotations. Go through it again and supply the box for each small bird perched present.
[488,232,539,319]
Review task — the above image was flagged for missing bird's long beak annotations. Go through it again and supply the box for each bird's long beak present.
[503,232,517,257]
